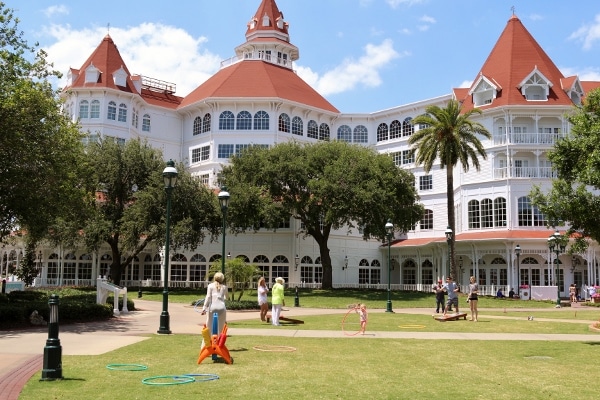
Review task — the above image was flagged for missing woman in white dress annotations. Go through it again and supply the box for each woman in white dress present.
[201,272,228,336]
[257,276,269,322]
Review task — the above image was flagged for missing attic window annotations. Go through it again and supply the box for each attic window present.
[262,14,270,27]
[113,67,128,87]
[84,64,100,84]
[470,76,498,107]
[519,69,551,101]
[276,17,284,29]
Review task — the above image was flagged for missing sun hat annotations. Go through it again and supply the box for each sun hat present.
[275,277,285,284]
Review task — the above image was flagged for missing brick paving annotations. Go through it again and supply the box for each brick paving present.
[0,355,42,400]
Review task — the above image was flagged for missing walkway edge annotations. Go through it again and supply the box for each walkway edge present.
[0,354,42,400]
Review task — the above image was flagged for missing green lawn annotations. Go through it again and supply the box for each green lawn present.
[18,289,600,399]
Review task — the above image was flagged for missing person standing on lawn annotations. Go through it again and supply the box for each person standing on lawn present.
[432,279,446,314]
[257,276,269,322]
[467,276,479,322]
[443,276,460,316]
[271,277,285,326]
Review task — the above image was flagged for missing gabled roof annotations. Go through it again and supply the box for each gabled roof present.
[64,35,183,109]
[64,34,137,94]
[456,14,574,111]
[179,60,339,113]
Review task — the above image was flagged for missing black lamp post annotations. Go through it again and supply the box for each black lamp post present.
[385,219,394,313]
[444,226,453,278]
[548,230,565,308]
[218,186,230,275]
[294,254,299,271]
[41,294,62,380]
[515,244,521,295]
[157,160,177,335]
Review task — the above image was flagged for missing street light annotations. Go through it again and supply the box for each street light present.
[218,186,230,275]
[515,244,521,296]
[385,219,394,313]
[547,230,566,308]
[294,254,299,271]
[157,159,177,335]
[444,226,453,278]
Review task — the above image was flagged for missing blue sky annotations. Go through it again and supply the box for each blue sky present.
[13,0,600,113]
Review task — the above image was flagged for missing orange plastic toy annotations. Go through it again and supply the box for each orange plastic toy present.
[197,324,233,364]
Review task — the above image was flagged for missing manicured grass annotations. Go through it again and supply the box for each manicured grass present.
[21,334,599,399]
[139,288,562,309]
[18,289,600,399]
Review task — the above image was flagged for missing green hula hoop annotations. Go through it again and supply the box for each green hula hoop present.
[106,364,148,371]
[174,373,220,382]
[142,375,195,386]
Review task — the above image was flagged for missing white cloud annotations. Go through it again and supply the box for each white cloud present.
[561,66,600,82]
[43,5,69,18]
[569,14,600,50]
[42,23,222,97]
[297,39,405,96]
[386,0,427,8]
[528,14,544,21]
[420,15,436,24]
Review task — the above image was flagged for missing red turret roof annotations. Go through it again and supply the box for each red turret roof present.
[456,14,575,111]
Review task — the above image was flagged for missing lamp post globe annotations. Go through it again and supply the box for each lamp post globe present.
[218,186,230,275]
[385,219,394,313]
[158,160,177,334]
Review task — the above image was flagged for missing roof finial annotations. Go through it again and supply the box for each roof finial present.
[511,6,515,16]
[107,23,110,34]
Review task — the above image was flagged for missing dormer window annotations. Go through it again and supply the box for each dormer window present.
[562,77,584,106]
[249,18,257,30]
[84,63,100,84]
[469,74,500,107]
[113,66,128,87]
[262,13,270,27]
[518,67,552,101]
[276,17,284,29]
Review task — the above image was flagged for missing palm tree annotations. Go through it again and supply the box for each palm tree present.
[409,99,491,278]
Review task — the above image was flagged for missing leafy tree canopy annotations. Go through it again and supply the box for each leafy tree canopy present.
[221,140,423,289]
[530,88,600,253]
[0,3,87,241]
[81,138,222,285]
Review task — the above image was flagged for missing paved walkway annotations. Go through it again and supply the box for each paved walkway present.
[0,300,598,399]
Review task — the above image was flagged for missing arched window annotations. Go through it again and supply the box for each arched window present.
[142,114,151,132]
[79,254,92,280]
[481,198,493,228]
[107,101,116,120]
[292,116,303,136]
[319,123,330,141]
[193,116,202,136]
[254,255,270,282]
[79,100,89,119]
[337,125,352,142]
[390,120,401,139]
[494,197,506,227]
[307,120,318,139]
[468,200,480,229]
[254,110,269,130]
[219,111,235,130]
[118,103,127,122]
[402,117,414,136]
[202,113,212,133]
[377,123,389,142]
[353,125,368,143]
[491,257,506,265]
[170,253,187,282]
[90,100,100,118]
[237,111,252,130]
[190,254,207,281]
[518,196,547,227]
[278,113,290,133]
[403,259,416,285]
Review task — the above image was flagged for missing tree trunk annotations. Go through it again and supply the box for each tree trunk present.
[446,165,457,279]
[316,238,333,289]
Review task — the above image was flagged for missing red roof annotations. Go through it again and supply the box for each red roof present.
[456,15,574,111]
[179,60,339,112]
[246,0,289,37]
[390,230,563,248]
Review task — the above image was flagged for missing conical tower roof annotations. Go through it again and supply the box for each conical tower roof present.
[180,0,337,113]
[456,14,576,111]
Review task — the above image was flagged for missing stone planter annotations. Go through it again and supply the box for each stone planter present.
[520,290,529,300]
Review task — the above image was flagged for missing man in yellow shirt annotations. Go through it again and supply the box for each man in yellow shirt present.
[271,277,285,326]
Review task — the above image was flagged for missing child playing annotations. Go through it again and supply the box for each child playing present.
[356,304,368,334]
